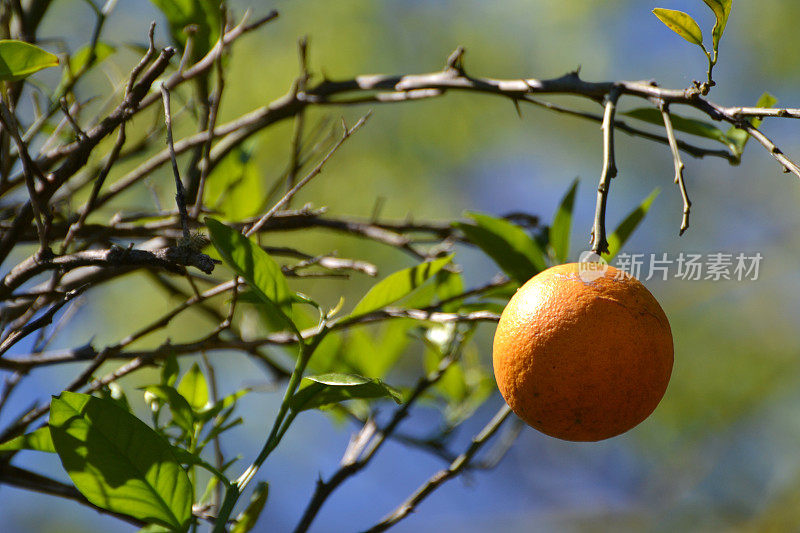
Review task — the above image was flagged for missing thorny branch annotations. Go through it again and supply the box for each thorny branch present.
[1,6,800,530]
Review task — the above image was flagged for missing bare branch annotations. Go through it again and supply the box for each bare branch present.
[660,103,692,235]
[365,405,513,532]
[590,86,621,254]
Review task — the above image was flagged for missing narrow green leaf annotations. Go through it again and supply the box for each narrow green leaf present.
[652,8,704,47]
[177,363,209,411]
[455,212,546,283]
[624,107,735,151]
[161,353,179,387]
[349,255,453,318]
[50,392,192,531]
[232,482,269,533]
[0,426,55,453]
[702,0,732,51]
[606,189,660,259]
[0,40,58,81]
[196,388,250,422]
[549,178,579,263]
[60,41,115,86]
[169,446,229,485]
[726,92,778,154]
[204,146,264,220]
[289,373,402,412]
[206,217,296,332]
[143,385,195,434]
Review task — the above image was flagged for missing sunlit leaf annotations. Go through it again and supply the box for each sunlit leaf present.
[177,362,209,411]
[606,189,660,259]
[206,217,296,332]
[702,0,732,51]
[349,255,453,318]
[0,427,55,453]
[549,178,579,263]
[289,373,402,412]
[49,392,192,531]
[652,8,704,47]
[232,482,269,533]
[455,212,546,283]
[0,40,59,81]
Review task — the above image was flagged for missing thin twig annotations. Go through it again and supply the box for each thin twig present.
[659,102,691,235]
[364,404,513,533]
[590,86,621,254]
[245,113,371,237]
[160,84,192,241]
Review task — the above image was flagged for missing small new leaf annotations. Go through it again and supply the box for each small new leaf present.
[702,0,732,51]
[653,8,704,47]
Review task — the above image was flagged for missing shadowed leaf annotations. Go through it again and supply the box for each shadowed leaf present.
[289,373,402,412]
[50,392,192,531]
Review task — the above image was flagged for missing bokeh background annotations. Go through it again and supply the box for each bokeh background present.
[3,0,800,531]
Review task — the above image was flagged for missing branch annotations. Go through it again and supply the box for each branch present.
[660,103,691,235]
[590,86,620,254]
[364,404,513,532]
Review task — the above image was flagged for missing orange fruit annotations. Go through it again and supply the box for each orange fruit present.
[492,263,673,441]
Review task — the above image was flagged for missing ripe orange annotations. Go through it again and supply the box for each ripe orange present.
[492,263,673,441]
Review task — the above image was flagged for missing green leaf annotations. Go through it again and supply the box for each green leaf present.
[624,107,735,151]
[606,189,660,259]
[162,353,179,387]
[177,363,209,411]
[49,392,192,531]
[702,0,732,51]
[232,482,269,533]
[149,0,221,60]
[206,217,296,332]
[0,426,55,453]
[204,146,265,220]
[0,40,59,81]
[455,212,546,284]
[726,92,778,154]
[652,8,704,47]
[143,385,195,434]
[168,446,229,484]
[549,178,579,263]
[349,255,453,318]
[289,373,402,413]
[347,320,413,378]
[196,387,250,422]
[60,41,115,86]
